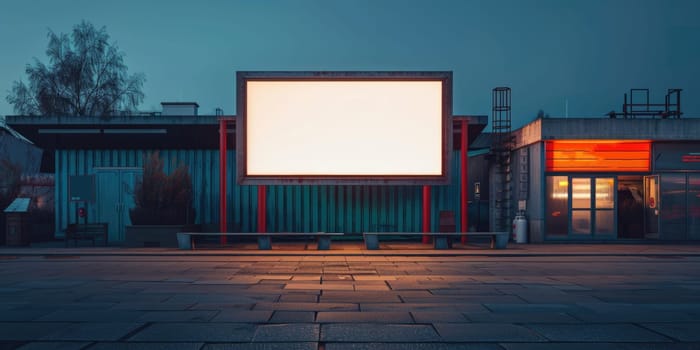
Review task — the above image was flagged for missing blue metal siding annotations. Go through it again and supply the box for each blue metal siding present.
[54,149,468,237]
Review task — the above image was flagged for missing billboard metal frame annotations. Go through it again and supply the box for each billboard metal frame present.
[236,71,453,185]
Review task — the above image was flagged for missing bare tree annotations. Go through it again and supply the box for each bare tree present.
[6,21,145,116]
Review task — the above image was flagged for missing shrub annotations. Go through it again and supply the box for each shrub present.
[0,158,21,210]
[131,151,194,224]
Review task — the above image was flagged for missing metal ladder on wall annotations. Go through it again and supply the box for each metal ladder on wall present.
[491,87,514,233]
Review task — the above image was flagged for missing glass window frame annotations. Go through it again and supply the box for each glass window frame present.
[545,174,618,240]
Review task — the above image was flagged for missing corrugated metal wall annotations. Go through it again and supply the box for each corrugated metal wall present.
[55,149,466,237]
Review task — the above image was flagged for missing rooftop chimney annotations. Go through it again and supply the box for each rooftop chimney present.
[161,102,199,116]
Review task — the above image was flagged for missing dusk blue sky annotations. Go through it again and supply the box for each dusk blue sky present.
[1,0,698,129]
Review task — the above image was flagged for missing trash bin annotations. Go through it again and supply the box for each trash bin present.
[4,198,30,246]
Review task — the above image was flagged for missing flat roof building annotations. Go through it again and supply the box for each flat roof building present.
[6,114,487,244]
[509,117,700,242]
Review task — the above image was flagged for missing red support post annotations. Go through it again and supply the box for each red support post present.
[461,120,469,244]
[219,119,227,245]
[258,185,267,233]
[422,185,431,244]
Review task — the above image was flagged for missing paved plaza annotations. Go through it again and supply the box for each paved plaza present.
[1,243,700,349]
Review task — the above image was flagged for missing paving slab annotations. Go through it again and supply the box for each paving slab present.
[325,343,503,350]
[41,322,144,341]
[109,303,194,311]
[465,312,580,323]
[434,323,547,342]
[269,311,316,323]
[136,310,218,322]
[353,275,398,281]
[401,295,525,304]
[321,324,440,342]
[0,323,73,341]
[86,342,204,350]
[317,311,414,323]
[278,294,319,303]
[166,293,266,304]
[410,312,469,323]
[253,324,320,342]
[361,303,488,312]
[13,280,86,289]
[569,310,698,323]
[0,341,24,349]
[254,302,358,312]
[319,291,401,303]
[616,344,700,350]
[500,343,626,350]
[483,303,582,313]
[318,282,356,291]
[512,292,602,304]
[527,323,672,342]
[353,283,391,291]
[15,342,91,350]
[81,293,172,303]
[641,323,700,341]
[128,323,256,342]
[0,309,53,322]
[35,310,144,322]
[191,303,256,311]
[202,343,317,350]
[502,343,700,350]
[322,274,354,281]
[283,283,322,291]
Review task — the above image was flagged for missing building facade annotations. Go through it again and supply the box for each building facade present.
[511,117,700,242]
[7,114,486,242]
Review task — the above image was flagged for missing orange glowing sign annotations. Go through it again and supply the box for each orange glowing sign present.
[545,140,651,172]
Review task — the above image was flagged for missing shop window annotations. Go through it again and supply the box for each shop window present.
[546,176,568,236]
[660,174,687,240]
[571,210,591,234]
[595,178,616,234]
[596,178,615,209]
[547,176,616,238]
[595,210,615,234]
[689,175,700,240]
[572,178,591,209]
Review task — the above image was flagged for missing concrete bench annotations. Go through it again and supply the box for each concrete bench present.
[362,231,509,250]
[176,232,344,250]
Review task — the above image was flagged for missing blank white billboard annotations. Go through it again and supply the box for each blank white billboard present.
[238,72,451,184]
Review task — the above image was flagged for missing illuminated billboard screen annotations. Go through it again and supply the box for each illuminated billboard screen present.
[236,72,452,185]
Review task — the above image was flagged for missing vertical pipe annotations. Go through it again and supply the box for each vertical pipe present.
[461,120,469,244]
[219,119,227,245]
[258,185,267,233]
[422,185,430,243]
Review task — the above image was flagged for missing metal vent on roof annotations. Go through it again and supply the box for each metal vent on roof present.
[161,102,199,116]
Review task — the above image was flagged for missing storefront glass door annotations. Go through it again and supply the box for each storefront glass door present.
[594,177,616,235]
[546,175,616,239]
[571,178,592,235]
[644,175,660,239]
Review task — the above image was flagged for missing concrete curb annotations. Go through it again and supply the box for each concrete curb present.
[2,246,700,258]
